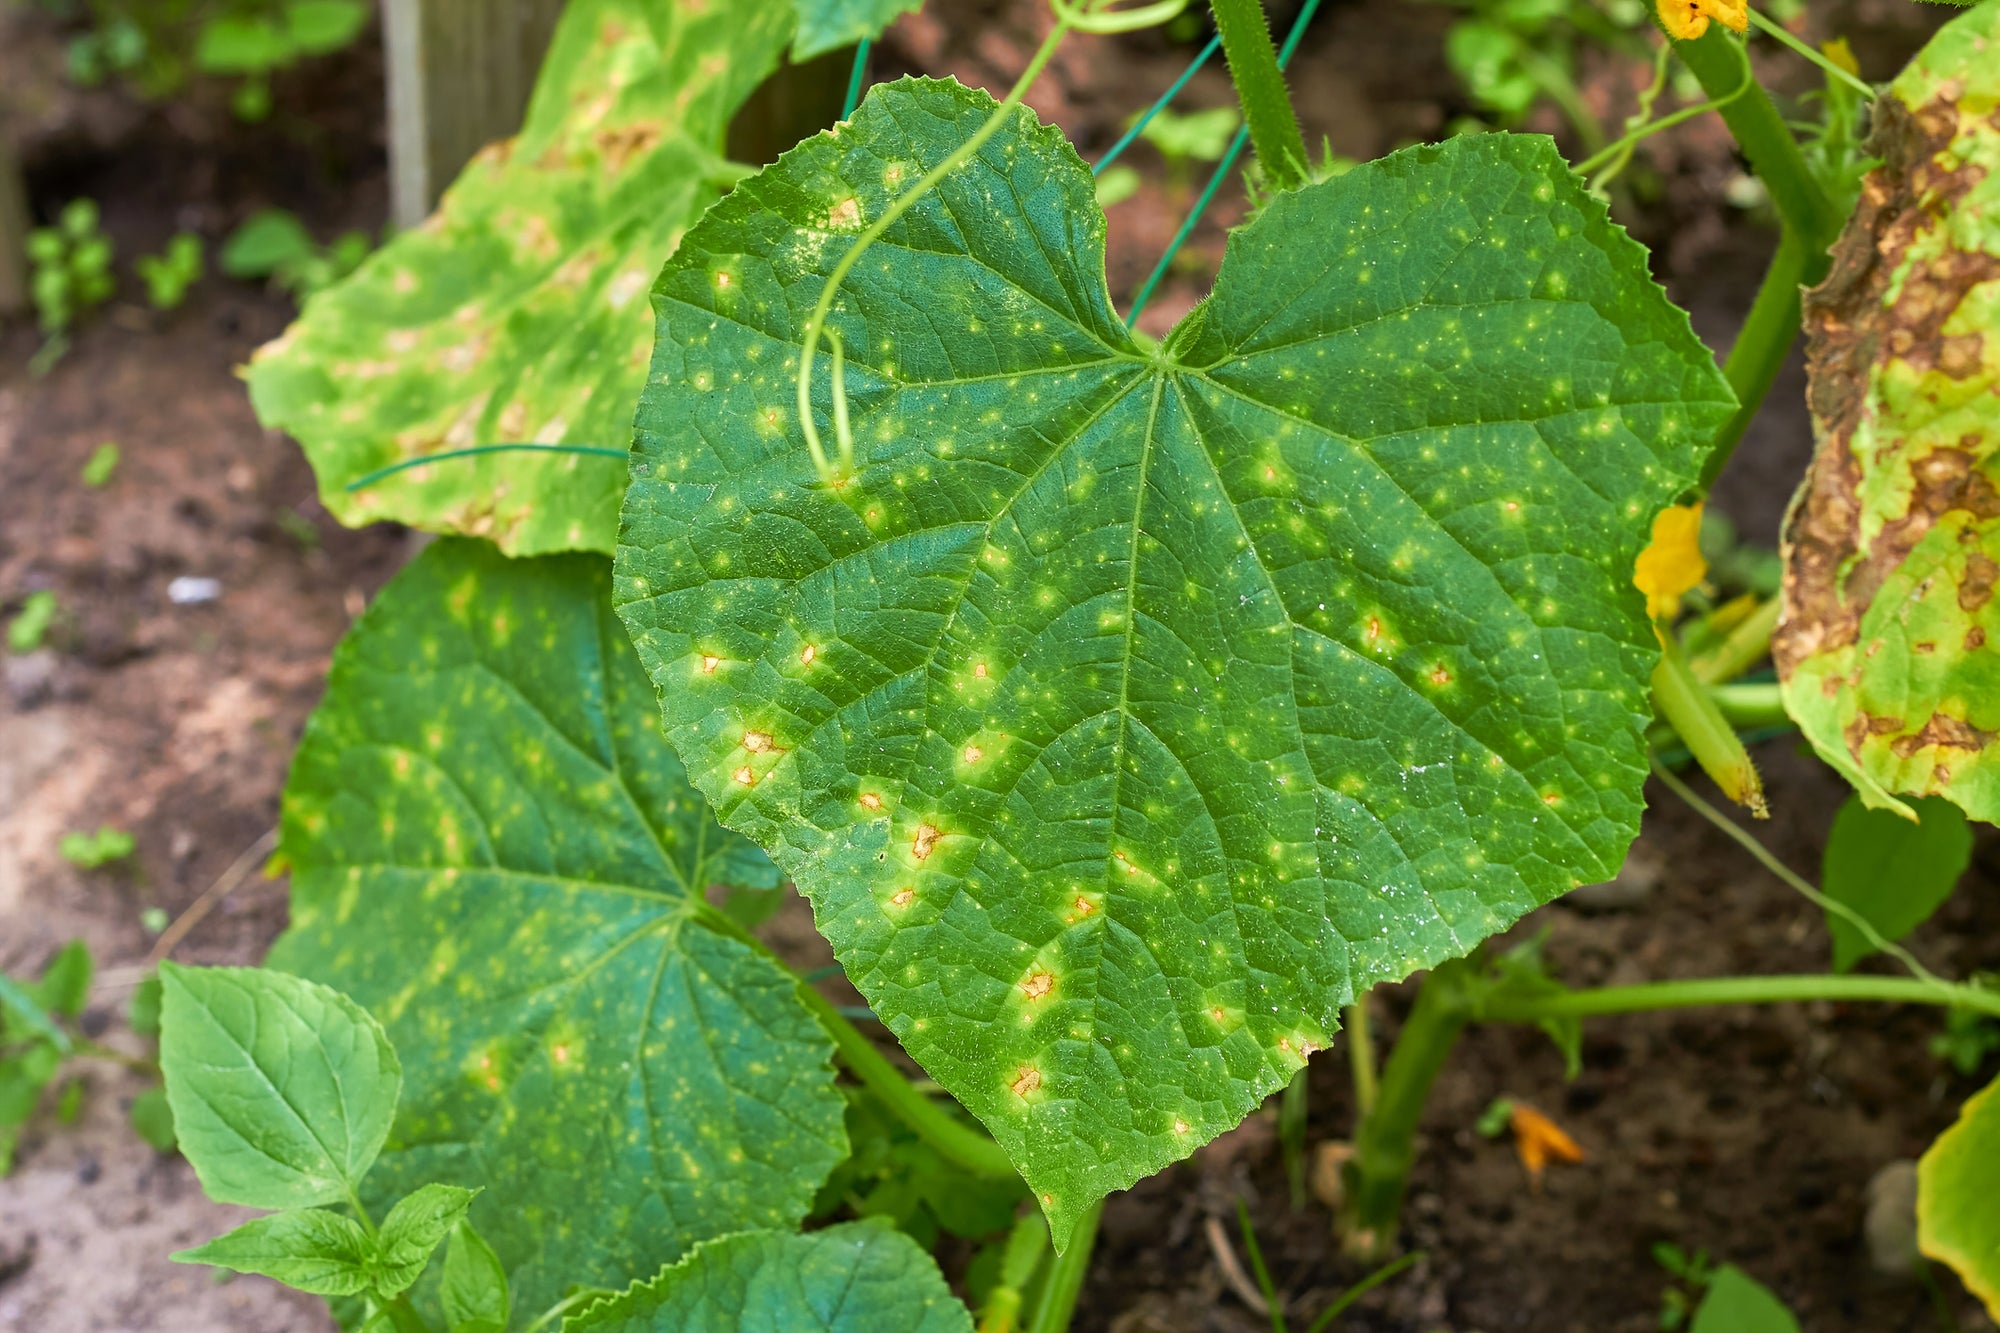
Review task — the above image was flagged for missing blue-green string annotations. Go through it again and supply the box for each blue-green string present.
[343,443,627,492]
[1125,0,1322,326]
[1093,33,1222,174]
[843,38,872,119]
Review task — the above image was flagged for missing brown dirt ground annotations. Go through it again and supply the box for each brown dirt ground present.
[3,1,1992,1330]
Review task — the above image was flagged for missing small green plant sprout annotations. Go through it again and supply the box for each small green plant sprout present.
[1426,0,1647,152]
[159,963,484,1321]
[1092,163,1142,208]
[1653,1242,1714,1330]
[220,210,371,301]
[195,0,370,119]
[7,590,57,654]
[27,199,115,372]
[1933,1007,2000,1077]
[1,941,166,1171]
[1688,1265,1799,1332]
[1135,104,1239,188]
[60,826,136,869]
[135,233,204,310]
[80,443,121,488]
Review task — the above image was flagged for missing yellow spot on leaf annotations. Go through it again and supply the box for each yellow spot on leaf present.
[733,766,756,787]
[912,823,941,860]
[800,644,817,667]
[1011,1066,1042,1097]
[701,654,722,674]
[743,730,774,753]
[858,791,883,811]
[1020,970,1054,1001]
[890,887,914,908]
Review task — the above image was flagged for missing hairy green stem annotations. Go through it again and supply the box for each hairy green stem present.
[1208,0,1309,191]
[1707,680,1785,727]
[1339,960,1475,1259]
[692,900,1019,1179]
[1673,29,1842,253]
[796,22,1070,483]
[1699,226,1809,488]
[791,977,1020,1179]
[1344,997,1377,1117]
[1027,1198,1104,1332]
[978,1212,1052,1333]
[1280,1065,1310,1208]
[1479,973,2000,1022]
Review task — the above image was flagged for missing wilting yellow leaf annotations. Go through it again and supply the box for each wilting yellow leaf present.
[1510,1102,1585,1187]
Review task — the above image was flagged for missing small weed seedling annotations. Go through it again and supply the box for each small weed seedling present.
[27,199,114,373]
[60,827,136,869]
[156,0,2000,1325]
[135,233,204,310]
[7,591,57,654]
[220,209,371,301]
[62,0,368,119]
[1,942,170,1173]
[81,443,121,488]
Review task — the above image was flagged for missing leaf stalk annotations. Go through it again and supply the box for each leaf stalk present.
[1207,0,1310,192]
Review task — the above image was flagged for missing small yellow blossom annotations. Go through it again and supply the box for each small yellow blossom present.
[1510,1101,1585,1187]
[1634,501,1708,620]
[1657,0,1748,41]
[1822,36,1859,76]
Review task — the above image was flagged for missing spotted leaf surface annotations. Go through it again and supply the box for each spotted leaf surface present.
[1920,1071,2000,1318]
[269,539,844,1322]
[614,79,1731,1244]
[244,0,800,555]
[1780,0,2000,822]
[792,0,923,60]
[567,1221,972,1333]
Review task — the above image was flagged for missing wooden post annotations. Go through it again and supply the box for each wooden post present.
[0,133,30,318]
[383,0,568,229]
[382,0,851,229]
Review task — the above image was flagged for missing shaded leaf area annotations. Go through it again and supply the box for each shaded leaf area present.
[568,1221,972,1332]
[245,0,801,555]
[792,0,924,60]
[1919,1072,2000,1320]
[615,78,1730,1242]
[1781,0,2000,822]
[269,539,845,1323]
[1820,793,1970,971]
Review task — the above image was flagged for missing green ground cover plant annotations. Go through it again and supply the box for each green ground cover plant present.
[146,0,2000,1326]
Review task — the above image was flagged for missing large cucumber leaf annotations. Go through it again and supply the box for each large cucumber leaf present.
[1779,0,2000,822]
[614,78,1732,1243]
[269,539,846,1322]
[567,1221,972,1332]
[792,0,924,60]
[244,0,799,556]
[1919,1071,2000,1317]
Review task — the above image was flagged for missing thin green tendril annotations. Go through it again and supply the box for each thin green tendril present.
[1746,9,1875,100]
[343,443,628,493]
[1572,34,1756,178]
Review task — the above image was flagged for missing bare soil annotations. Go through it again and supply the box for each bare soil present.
[3,2,1991,1330]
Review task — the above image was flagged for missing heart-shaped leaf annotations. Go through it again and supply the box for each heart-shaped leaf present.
[271,539,846,1318]
[615,79,1731,1242]
[567,1221,972,1332]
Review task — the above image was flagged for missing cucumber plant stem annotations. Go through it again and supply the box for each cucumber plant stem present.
[1208,0,1309,192]
[1027,1198,1105,1332]
[1700,225,1809,488]
[1480,973,2000,1022]
[1339,959,1474,1258]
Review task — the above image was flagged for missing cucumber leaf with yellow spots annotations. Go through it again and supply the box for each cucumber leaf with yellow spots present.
[1780,0,2000,823]
[242,0,801,556]
[614,79,1733,1246]
[269,538,845,1322]
[792,0,923,60]
[567,1221,972,1332]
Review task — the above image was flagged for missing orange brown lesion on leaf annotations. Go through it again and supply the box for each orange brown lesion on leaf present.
[1019,969,1055,1001]
[911,823,942,860]
[1010,1065,1043,1098]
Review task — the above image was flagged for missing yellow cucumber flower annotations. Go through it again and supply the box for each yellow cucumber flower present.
[1658,0,1748,41]
[1634,501,1709,621]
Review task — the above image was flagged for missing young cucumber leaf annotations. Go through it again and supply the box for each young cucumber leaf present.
[1821,793,1970,971]
[174,1207,379,1296]
[614,78,1732,1243]
[792,0,923,60]
[1689,1265,1800,1333]
[268,539,846,1321]
[1919,1071,2000,1318]
[375,1183,481,1297]
[567,1220,972,1332]
[158,962,400,1210]
[243,0,802,556]
[441,1218,510,1333]
[27,940,93,1018]
[1779,0,2000,823]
